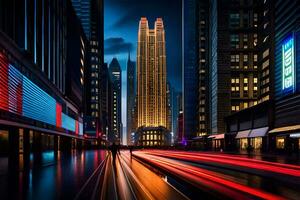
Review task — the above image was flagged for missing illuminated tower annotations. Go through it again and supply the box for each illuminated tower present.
[137,17,167,128]
[136,17,170,146]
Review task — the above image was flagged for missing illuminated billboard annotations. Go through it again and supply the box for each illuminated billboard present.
[282,35,295,94]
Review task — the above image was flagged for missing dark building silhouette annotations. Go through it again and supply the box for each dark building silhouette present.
[183,0,210,141]
[126,52,136,145]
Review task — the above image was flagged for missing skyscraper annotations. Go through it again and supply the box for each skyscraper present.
[137,17,167,128]
[109,58,122,143]
[209,0,259,135]
[71,0,104,139]
[183,0,199,140]
[126,52,136,145]
[135,17,170,146]
[182,0,210,142]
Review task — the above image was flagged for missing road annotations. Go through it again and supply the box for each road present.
[0,150,107,200]
[1,149,300,200]
[133,150,300,200]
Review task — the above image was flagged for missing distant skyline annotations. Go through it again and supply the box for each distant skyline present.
[104,0,182,131]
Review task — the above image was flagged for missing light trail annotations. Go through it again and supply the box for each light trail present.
[134,151,286,200]
[141,150,300,177]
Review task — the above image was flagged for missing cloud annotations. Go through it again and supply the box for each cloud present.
[104,37,134,55]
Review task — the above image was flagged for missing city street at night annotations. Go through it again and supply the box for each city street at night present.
[1,0,300,199]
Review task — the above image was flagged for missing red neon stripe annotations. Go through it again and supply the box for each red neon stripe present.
[75,120,79,134]
[0,53,9,111]
[56,103,62,127]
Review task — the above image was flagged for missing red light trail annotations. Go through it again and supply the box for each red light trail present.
[134,151,289,200]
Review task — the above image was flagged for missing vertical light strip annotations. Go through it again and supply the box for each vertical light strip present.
[24,0,27,50]
[42,0,44,72]
[48,3,51,79]
[34,0,37,63]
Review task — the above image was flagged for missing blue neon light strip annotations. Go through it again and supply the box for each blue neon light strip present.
[6,64,80,134]
[79,122,83,135]
[22,73,57,126]
[62,113,76,132]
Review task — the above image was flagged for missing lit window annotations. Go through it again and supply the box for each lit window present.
[254,86,258,91]
[254,54,258,62]
[244,102,248,108]
[244,78,248,83]
[243,54,248,62]
[244,86,248,91]
[254,78,258,83]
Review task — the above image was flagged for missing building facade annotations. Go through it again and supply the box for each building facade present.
[0,0,86,160]
[209,0,259,135]
[71,0,105,139]
[126,53,136,145]
[269,0,300,152]
[136,17,169,146]
[109,58,122,143]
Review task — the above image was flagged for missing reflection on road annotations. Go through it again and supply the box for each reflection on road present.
[134,150,300,200]
[0,150,107,200]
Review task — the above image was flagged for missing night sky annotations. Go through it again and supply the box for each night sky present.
[104,0,182,132]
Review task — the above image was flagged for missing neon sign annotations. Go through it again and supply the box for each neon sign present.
[282,35,295,94]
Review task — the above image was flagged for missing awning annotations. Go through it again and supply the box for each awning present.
[235,130,251,139]
[248,127,268,138]
[214,133,225,139]
[269,124,300,134]
[290,133,300,138]
[208,135,215,139]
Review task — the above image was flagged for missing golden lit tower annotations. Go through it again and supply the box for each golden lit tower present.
[137,17,167,128]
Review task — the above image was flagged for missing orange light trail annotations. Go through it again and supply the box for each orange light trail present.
[134,151,287,200]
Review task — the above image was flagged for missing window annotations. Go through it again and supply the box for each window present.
[254,54,258,62]
[253,34,258,47]
[244,102,248,108]
[231,54,239,62]
[230,13,240,27]
[263,49,269,58]
[230,34,239,48]
[243,54,248,62]
[276,137,285,149]
[244,86,248,91]
[243,34,248,48]
[244,78,248,84]
[254,78,258,83]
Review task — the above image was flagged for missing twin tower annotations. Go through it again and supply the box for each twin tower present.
[137,17,167,129]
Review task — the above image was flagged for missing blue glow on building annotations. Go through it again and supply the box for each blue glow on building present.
[62,113,76,132]
[22,74,57,126]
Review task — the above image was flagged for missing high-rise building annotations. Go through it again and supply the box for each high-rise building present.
[135,17,170,146]
[109,58,122,143]
[197,0,210,137]
[0,0,85,158]
[182,0,210,141]
[182,0,199,140]
[126,52,136,145]
[209,0,259,135]
[71,0,104,138]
